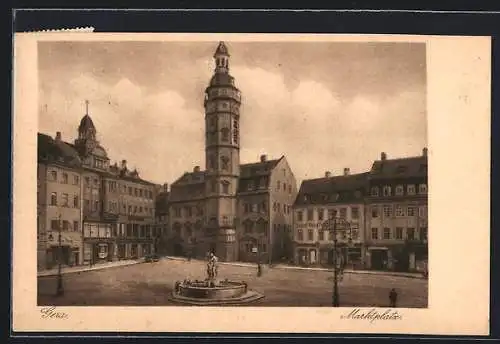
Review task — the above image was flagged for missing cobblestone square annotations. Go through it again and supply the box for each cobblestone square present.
[38,259,428,307]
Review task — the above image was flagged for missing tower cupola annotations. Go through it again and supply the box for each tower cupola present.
[214,41,230,74]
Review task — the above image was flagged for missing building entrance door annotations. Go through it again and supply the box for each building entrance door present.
[370,249,388,270]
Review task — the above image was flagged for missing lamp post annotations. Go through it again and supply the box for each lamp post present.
[55,214,64,296]
[321,216,352,307]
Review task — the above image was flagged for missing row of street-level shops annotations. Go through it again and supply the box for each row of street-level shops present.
[294,242,428,273]
[82,216,156,264]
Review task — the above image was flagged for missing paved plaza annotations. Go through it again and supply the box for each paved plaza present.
[38,259,428,307]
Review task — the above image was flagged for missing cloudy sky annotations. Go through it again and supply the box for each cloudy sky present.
[38,40,427,186]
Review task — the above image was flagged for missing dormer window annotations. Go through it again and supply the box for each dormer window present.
[370,187,379,197]
[419,183,428,194]
[396,165,407,174]
[395,185,404,196]
[383,186,391,196]
[407,184,416,195]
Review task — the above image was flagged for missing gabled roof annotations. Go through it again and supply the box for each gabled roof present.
[294,172,369,206]
[369,156,427,180]
[170,171,206,202]
[237,156,283,193]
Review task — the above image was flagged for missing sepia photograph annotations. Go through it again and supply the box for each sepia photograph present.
[35,39,428,308]
[12,32,490,335]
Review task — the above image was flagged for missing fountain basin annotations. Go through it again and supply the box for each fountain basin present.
[169,279,264,306]
[179,281,246,299]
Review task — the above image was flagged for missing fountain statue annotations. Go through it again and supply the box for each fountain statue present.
[169,252,264,306]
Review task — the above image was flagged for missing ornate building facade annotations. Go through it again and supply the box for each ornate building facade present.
[164,42,298,262]
[37,107,157,270]
[292,150,428,272]
[293,169,367,268]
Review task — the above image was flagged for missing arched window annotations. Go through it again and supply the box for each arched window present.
[221,127,230,142]
[221,156,229,171]
[221,181,230,194]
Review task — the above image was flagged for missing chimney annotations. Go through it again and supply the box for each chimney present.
[325,171,332,178]
[344,168,350,176]
[55,131,61,141]
[381,152,387,161]
[193,166,201,173]
[422,147,428,157]
[121,160,127,170]
[163,183,169,192]
[260,154,267,162]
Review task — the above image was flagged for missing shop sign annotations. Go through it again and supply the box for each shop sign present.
[98,243,108,259]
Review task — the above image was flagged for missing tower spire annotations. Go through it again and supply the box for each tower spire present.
[85,99,89,115]
[213,41,230,73]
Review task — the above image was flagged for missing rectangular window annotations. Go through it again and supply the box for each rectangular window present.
[134,188,138,197]
[328,209,337,219]
[395,205,405,217]
[62,220,69,230]
[297,229,304,241]
[85,176,90,185]
[50,170,57,181]
[407,206,416,217]
[371,187,379,197]
[420,227,428,241]
[383,205,393,218]
[50,192,57,206]
[288,185,292,194]
[318,208,324,221]
[383,227,391,239]
[62,173,68,184]
[93,178,98,187]
[307,229,314,241]
[371,206,379,218]
[61,193,69,207]
[419,206,427,217]
[351,207,359,219]
[396,227,403,239]
[73,195,79,208]
[297,211,303,222]
[319,230,325,241]
[51,219,59,230]
[407,228,415,240]
[73,221,79,232]
[128,187,132,195]
[276,181,280,191]
[407,185,416,195]
[371,228,378,240]
[307,209,314,221]
[339,208,347,219]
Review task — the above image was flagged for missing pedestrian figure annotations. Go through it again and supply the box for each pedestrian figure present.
[257,262,262,277]
[389,288,398,308]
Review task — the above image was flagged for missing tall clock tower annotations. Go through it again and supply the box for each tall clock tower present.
[204,42,241,261]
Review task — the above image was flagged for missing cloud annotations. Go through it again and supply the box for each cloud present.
[39,58,426,187]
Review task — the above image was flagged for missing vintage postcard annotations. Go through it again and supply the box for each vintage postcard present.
[12,32,491,335]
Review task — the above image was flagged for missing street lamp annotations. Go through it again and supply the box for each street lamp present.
[55,214,64,297]
[321,216,353,307]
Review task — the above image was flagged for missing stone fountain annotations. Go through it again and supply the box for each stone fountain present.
[169,254,264,306]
